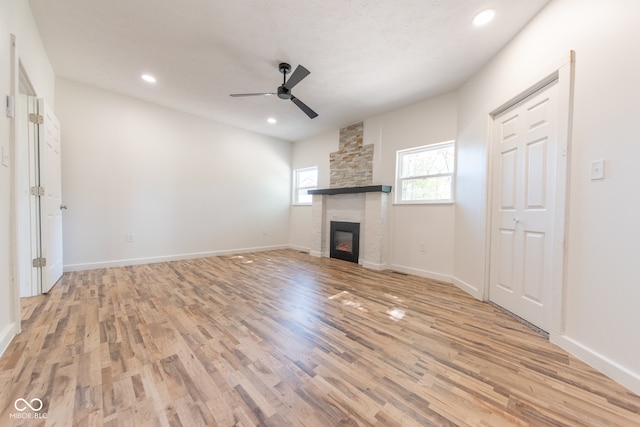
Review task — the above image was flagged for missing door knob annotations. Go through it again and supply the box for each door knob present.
[60,204,68,210]
[512,217,520,224]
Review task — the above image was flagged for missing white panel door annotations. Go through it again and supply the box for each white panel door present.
[38,99,63,293]
[489,83,558,331]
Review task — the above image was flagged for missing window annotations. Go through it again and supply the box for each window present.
[395,141,455,204]
[293,166,318,205]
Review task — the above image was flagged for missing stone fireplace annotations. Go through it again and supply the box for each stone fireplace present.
[309,185,390,269]
[308,122,391,269]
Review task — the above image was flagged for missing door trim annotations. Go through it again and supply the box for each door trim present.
[7,34,21,342]
[490,72,559,119]
[16,58,41,298]
[485,51,575,336]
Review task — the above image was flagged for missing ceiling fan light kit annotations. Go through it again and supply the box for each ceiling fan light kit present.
[230,62,318,119]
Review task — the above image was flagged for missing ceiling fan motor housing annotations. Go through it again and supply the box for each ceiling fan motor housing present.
[278,63,292,99]
[277,86,291,99]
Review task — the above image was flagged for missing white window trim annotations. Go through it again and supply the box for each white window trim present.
[292,166,318,206]
[394,140,456,205]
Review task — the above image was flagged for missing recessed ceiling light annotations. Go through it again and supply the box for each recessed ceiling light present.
[267,117,277,124]
[473,9,495,26]
[141,74,156,83]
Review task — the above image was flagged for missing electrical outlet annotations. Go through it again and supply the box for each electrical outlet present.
[262,229,268,236]
[420,243,427,252]
[127,232,134,243]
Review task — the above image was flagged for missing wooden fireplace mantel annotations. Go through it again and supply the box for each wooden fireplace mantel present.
[308,185,392,196]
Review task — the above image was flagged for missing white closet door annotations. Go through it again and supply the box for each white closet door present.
[489,82,559,331]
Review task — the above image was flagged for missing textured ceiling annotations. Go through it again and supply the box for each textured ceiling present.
[28,0,550,142]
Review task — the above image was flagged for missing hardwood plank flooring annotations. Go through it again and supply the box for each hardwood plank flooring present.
[1,249,639,426]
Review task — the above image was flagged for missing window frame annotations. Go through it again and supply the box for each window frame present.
[394,140,456,205]
[292,166,318,206]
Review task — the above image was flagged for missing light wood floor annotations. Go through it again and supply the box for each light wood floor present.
[1,250,639,426]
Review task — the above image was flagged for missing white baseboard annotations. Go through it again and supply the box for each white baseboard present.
[551,333,640,396]
[309,250,330,258]
[362,260,388,271]
[0,322,18,358]
[389,264,452,284]
[450,276,483,300]
[287,245,310,253]
[63,244,289,272]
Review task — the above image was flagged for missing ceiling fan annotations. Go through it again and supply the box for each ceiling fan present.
[230,62,318,119]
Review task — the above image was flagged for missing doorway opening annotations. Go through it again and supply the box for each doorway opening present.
[16,63,40,298]
[14,60,64,298]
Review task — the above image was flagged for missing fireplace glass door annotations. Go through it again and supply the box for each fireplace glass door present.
[334,230,353,253]
[330,221,360,263]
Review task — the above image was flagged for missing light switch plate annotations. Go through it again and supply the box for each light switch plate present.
[6,95,15,118]
[590,159,605,180]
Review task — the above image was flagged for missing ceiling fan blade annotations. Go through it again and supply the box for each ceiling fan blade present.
[291,96,318,119]
[284,65,310,90]
[229,93,276,97]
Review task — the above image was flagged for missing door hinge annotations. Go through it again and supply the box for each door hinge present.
[32,257,47,268]
[31,186,45,196]
[29,113,44,124]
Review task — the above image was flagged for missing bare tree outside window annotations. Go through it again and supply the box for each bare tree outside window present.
[396,141,455,203]
[293,166,318,205]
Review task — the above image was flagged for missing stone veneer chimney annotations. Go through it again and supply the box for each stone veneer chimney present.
[330,122,373,188]
[310,121,390,270]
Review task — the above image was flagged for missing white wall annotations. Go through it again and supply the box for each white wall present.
[0,0,55,355]
[366,93,457,280]
[56,78,292,270]
[290,92,458,281]
[5,1,55,103]
[454,0,640,394]
[289,129,338,250]
[0,0,14,358]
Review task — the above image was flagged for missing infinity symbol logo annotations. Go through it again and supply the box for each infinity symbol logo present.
[14,398,43,412]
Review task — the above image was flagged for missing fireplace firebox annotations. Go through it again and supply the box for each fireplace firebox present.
[330,221,360,263]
